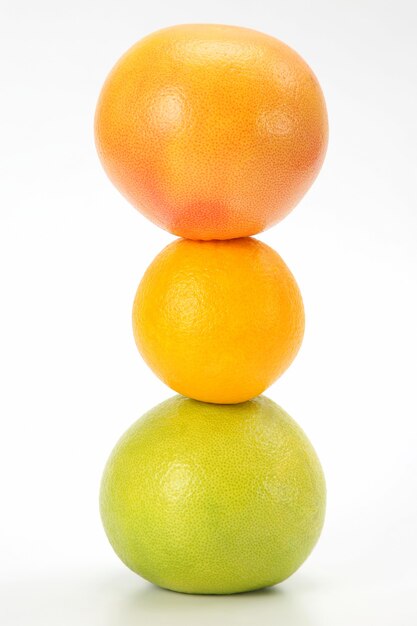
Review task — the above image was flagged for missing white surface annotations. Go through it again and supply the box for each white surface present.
[1,569,416,626]
[1,0,417,624]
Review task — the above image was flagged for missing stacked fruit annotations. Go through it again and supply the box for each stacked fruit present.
[95,24,328,595]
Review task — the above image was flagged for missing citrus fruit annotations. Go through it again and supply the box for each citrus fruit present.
[95,24,328,240]
[132,237,304,404]
[100,395,326,595]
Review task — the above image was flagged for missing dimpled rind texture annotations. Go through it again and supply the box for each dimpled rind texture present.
[132,237,305,404]
[100,395,326,595]
[95,24,328,240]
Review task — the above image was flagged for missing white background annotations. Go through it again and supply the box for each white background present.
[1,1,417,624]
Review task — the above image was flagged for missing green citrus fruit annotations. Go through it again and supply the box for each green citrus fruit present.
[100,395,326,594]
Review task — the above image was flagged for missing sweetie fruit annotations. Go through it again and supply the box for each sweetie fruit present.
[100,395,326,595]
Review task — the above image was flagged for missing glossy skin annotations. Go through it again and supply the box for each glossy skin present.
[100,395,326,595]
[132,238,304,404]
[95,24,328,240]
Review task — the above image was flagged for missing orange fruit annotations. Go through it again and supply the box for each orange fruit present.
[132,237,304,403]
[95,24,328,240]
